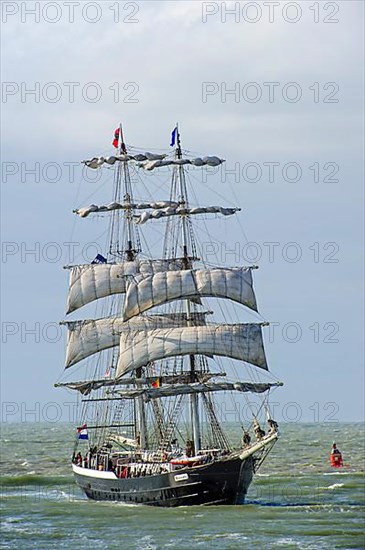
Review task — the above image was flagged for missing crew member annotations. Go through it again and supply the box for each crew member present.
[185,439,194,458]
[268,418,279,433]
[242,431,251,447]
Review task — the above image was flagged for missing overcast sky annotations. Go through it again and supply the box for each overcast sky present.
[1,1,364,423]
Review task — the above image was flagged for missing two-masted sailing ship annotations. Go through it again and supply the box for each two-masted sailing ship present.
[55,124,283,506]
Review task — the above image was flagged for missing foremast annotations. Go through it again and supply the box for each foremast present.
[109,123,140,261]
[112,124,148,449]
[174,124,201,455]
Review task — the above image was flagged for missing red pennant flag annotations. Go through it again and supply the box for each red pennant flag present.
[112,128,120,148]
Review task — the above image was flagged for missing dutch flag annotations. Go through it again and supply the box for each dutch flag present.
[77,424,88,440]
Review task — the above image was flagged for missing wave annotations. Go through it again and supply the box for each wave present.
[327,483,345,490]
[0,473,73,487]
[323,471,353,476]
[246,500,365,509]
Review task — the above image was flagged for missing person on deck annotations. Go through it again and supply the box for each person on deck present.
[171,438,179,455]
[242,431,251,447]
[268,419,279,433]
[185,439,194,458]
[253,422,265,441]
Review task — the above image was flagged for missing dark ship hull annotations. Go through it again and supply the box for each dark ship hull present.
[73,456,254,507]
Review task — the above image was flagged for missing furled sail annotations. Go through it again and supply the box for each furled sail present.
[83,155,224,170]
[63,313,208,368]
[83,152,167,168]
[123,268,257,321]
[54,372,220,395]
[74,203,239,221]
[55,379,109,395]
[137,156,225,171]
[116,323,268,378]
[74,201,179,218]
[115,381,283,401]
[135,206,240,224]
[107,434,139,448]
[66,258,185,314]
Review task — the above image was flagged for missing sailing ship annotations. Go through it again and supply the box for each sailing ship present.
[55,124,283,506]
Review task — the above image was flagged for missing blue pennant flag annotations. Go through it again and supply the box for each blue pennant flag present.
[91,254,107,264]
[170,126,178,147]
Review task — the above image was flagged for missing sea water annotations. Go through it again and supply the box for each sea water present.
[1,422,364,549]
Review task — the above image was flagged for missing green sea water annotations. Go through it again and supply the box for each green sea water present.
[1,422,364,549]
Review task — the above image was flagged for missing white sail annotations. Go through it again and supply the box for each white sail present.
[66,259,185,314]
[135,206,240,224]
[83,155,224,170]
[83,153,167,168]
[116,323,268,377]
[54,379,108,395]
[137,156,225,170]
[123,268,257,321]
[54,371,219,395]
[74,203,239,221]
[115,381,282,400]
[63,313,207,368]
[74,201,179,218]
[107,434,139,448]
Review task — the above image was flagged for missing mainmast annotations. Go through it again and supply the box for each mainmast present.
[175,124,201,455]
